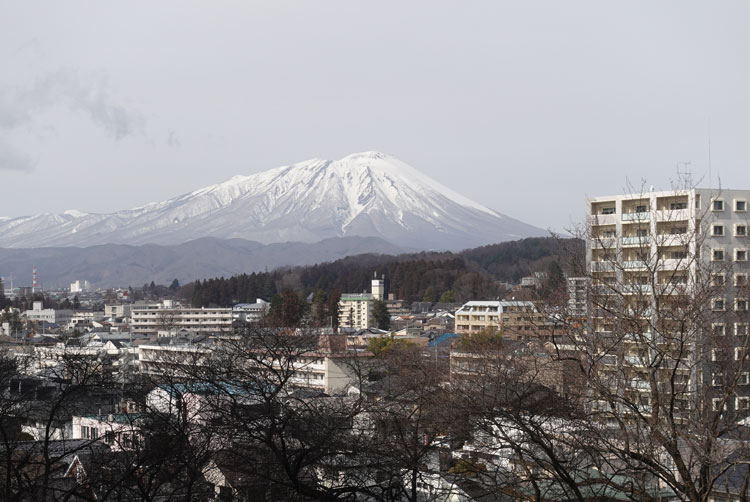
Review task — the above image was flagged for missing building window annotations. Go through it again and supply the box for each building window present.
[737,397,750,411]
[712,348,726,361]
[670,202,688,210]
[711,274,725,287]
[712,398,726,412]
[712,299,726,311]
[736,347,748,361]
[711,372,723,386]
[712,324,726,337]
[737,323,749,337]
[712,225,724,236]
[736,249,748,262]
[712,249,725,261]
[735,225,747,237]
[601,207,616,215]
[736,298,748,312]
[741,372,750,385]
[736,199,747,212]
[736,274,748,287]
[713,199,725,211]
[636,204,648,213]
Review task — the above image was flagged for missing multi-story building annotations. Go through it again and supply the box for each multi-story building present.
[232,299,270,323]
[338,294,374,330]
[130,301,233,335]
[567,277,590,318]
[105,304,132,318]
[454,300,544,339]
[23,301,73,326]
[338,274,387,330]
[586,188,750,415]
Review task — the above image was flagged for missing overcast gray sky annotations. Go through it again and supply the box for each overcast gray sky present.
[2,1,750,232]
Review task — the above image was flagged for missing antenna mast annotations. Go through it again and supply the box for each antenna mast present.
[708,120,712,190]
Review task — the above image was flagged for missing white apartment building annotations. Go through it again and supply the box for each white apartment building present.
[70,280,90,293]
[105,304,132,318]
[567,277,590,318]
[233,299,270,323]
[587,187,750,414]
[23,301,73,326]
[454,300,541,336]
[73,414,141,451]
[338,294,374,330]
[130,302,233,335]
[338,275,387,330]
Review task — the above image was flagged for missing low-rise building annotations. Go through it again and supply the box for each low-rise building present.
[131,301,232,335]
[23,301,73,326]
[454,300,542,337]
[105,304,132,318]
[232,299,270,323]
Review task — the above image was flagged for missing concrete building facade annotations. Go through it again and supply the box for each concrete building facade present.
[131,302,233,335]
[586,187,750,415]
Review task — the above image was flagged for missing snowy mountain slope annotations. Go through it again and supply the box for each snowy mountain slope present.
[0,152,544,250]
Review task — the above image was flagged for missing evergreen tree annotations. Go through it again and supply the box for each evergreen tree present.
[438,290,456,303]
[372,299,390,330]
[422,286,436,303]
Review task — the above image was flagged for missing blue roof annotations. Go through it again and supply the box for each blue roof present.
[429,333,457,347]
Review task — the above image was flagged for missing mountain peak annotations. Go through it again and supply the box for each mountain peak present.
[0,153,545,250]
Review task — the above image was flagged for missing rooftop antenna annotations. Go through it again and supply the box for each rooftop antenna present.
[676,161,693,188]
[708,119,712,190]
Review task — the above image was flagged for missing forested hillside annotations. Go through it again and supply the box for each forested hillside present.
[183,237,583,308]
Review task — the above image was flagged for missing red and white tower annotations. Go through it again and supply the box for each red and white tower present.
[32,267,37,293]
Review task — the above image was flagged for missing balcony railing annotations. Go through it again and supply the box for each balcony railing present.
[589,214,618,226]
[591,237,617,249]
[621,284,653,295]
[655,209,690,222]
[622,211,650,221]
[657,259,689,270]
[623,260,647,269]
[621,236,650,247]
[591,261,616,272]
[654,234,689,247]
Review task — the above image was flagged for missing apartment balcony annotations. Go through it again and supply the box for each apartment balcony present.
[621,284,653,295]
[657,259,689,271]
[591,261,616,272]
[655,283,689,296]
[629,379,651,390]
[654,234,689,247]
[625,308,654,318]
[622,211,650,222]
[623,260,647,270]
[655,209,690,222]
[621,236,650,247]
[591,237,617,249]
[622,332,654,342]
[624,355,648,367]
[589,214,618,226]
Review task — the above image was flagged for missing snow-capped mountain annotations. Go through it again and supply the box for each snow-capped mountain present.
[0,152,544,250]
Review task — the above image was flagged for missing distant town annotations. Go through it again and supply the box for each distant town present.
[1,186,749,501]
